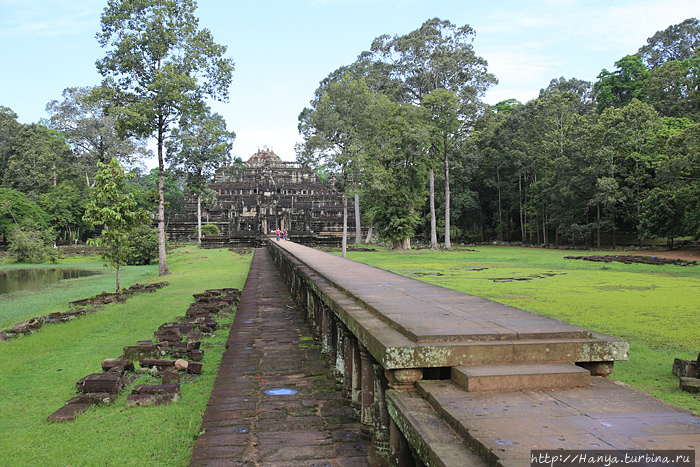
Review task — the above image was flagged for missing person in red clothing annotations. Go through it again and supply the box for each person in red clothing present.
[283,229,287,241]
[275,228,281,241]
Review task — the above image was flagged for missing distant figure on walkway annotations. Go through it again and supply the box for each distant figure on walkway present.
[275,228,281,241]
[283,229,287,241]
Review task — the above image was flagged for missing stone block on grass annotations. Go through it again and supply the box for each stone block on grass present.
[65,392,116,405]
[126,393,180,408]
[76,373,126,394]
[47,403,92,423]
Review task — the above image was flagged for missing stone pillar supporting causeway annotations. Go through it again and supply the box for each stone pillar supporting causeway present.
[359,342,375,439]
[390,418,415,467]
[334,323,346,386]
[370,362,391,467]
[351,336,362,409]
[342,331,353,398]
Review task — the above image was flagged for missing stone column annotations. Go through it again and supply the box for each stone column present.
[359,342,374,439]
[335,324,346,386]
[342,332,353,398]
[351,336,361,409]
[390,419,414,467]
[384,369,423,390]
[370,362,390,467]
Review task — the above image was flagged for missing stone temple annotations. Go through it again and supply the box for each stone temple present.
[167,146,355,247]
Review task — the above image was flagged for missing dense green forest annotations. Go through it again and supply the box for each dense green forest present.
[1,16,699,250]
[298,17,700,249]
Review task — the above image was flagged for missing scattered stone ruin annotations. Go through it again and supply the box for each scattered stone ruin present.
[47,287,241,423]
[0,282,170,342]
[167,146,356,247]
[674,355,700,393]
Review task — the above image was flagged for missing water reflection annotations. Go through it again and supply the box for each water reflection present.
[0,268,100,295]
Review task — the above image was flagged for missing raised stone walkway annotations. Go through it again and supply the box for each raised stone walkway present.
[190,247,370,467]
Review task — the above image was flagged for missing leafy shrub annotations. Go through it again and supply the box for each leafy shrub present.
[125,224,158,265]
[196,224,220,236]
[8,223,59,264]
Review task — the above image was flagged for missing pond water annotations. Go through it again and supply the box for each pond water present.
[0,268,101,295]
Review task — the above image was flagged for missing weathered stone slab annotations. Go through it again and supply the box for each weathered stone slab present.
[139,359,176,368]
[189,349,204,361]
[101,358,135,372]
[76,373,125,394]
[126,393,180,408]
[452,363,589,392]
[47,403,92,423]
[123,345,161,361]
[673,358,698,378]
[65,392,116,405]
[188,362,203,374]
[132,383,179,394]
[680,377,700,393]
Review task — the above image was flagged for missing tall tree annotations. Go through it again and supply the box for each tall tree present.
[95,0,234,276]
[368,18,497,248]
[594,54,649,111]
[166,107,235,243]
[298,75,376,257]
[46,86,151,186]
[639,18,700,69]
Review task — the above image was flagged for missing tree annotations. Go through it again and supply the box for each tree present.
[638,187,686,247]
[368,18,497,248]
[166,107,234,243]
[96,0,234,276]
[298,75,376,257]
[364,102,429,249]
[38,181,90,243]
[0,188,50,239]
[46,86,151,187]
[83,158,146,292]
[2,123,71,200]
[423,89,461,248]
[594,54,649,111]
[639,18,700,69]
[7,222,59,264]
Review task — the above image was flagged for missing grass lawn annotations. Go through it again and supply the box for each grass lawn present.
[0,246,252,467]
[342,245,700,412]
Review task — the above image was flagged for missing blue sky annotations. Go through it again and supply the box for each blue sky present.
[1,0,698,165]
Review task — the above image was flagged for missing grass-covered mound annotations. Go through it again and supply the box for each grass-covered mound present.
[342,246,700,412]
[0,246,252,466]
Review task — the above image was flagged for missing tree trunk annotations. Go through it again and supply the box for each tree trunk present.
[519,175,525,243]
[157,120,170,276]
[429,168,438,250]
[365,225,373,244]
[444,148,451,249]
[596,202,601,248]
[342,172,348,259]
[354,192,361,245]
[197,193,202,244]
[116,265,121,293]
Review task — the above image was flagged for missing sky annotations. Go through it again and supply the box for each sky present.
[1,0,698,166]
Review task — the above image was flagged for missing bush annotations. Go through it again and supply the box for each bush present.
[125,225,158,265]
[8,223,59,264]
[196,224,220,237]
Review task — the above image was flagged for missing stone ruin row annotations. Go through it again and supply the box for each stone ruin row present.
[565,254,698,267]
[673,355,700,393]
[47,288,241,423]
[0,282,170,342]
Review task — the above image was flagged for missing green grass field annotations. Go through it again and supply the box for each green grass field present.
[343,245,700,411]
[0,246,252,467]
